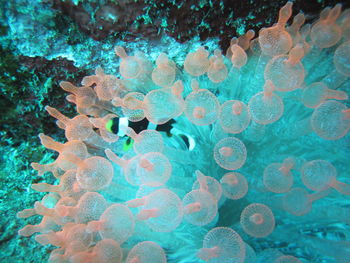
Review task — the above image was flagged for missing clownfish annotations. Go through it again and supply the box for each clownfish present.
[105,117,195,152]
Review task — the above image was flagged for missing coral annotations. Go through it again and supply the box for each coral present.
[14,2,350,263]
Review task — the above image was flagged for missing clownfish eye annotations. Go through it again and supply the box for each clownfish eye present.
[123,137,134,152]
[106,117,120,134]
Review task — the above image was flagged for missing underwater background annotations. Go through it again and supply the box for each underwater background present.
[1,0,350,262]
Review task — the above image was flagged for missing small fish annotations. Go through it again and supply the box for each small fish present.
[106,117,195,151]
